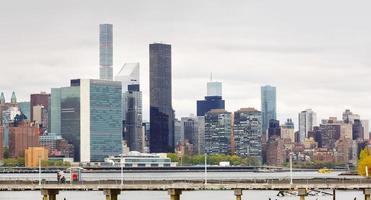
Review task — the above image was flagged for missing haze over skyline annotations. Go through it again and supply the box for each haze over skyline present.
[1,0,371,127]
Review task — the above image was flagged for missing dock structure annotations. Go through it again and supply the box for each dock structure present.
[1,179,371,200]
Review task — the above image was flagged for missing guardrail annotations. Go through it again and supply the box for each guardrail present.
[0,177,369,186]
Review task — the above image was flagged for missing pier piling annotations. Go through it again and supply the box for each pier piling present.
[298,188,307,200]
[168,189,182,200]
[103,189,121,200]
[41,189,59,200]
[234,189,243,200]
[364,189,371,200]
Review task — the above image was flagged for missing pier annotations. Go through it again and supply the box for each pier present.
[1,178,371,200]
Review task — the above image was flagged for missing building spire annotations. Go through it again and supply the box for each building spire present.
[210,72,213,81]
[11,91,17,104]
[0,92,4,104]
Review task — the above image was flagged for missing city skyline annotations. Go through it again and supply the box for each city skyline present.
[1,0,371,127]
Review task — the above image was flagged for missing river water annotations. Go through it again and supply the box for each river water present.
[0,171,366,200]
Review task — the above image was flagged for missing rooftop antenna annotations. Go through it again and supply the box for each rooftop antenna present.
[210,72,213,81]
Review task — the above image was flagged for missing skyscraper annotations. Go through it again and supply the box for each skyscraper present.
[204,109,232,155]
[52,79,122,162]
[124,84,143,152]
[115,63,140,121]
[99,24,113,80]
[115,63,143,152]
[197,78,225,116]
[233,108,262,163]
[298,109,317,143]
[149,43,174,153]
[261,85,276,133]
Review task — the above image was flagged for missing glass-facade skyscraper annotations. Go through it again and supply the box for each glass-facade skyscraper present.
[261,85,277,134]
[115,63,143,152]
[149,43,174,153]
[124,84,143,152]
[52,79,122,162]
[99,24,113,80]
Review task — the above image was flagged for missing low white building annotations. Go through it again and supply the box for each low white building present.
[104,151,177,167]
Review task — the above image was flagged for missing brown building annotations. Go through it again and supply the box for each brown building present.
[9,122,40,158]
[0,127,3,161]
[25,147,48,168]
[30,92,50,122]
[265,137,285,166]
[312,148,335,163]
[335,137,353,164]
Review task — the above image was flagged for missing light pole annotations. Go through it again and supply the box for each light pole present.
[120,153,123,186]
[289,152,293,185]
[38,155,41,186]
[204,153,207,185]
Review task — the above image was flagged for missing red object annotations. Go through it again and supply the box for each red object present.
[72,173,78,181]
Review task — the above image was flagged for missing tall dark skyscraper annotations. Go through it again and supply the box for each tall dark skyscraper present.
[99,24,113,80]
[261,85,276,134]
[149,43,174,153]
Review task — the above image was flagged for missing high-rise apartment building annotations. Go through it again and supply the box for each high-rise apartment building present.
[261,85,276,133]
[149,43,174,153]
[51,79,122,162]
[204,109,232,155]
[99,24,113,80]
[298,109,317,143]
[233,108,262,163]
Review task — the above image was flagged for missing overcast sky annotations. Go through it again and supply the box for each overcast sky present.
[1,0,371,128]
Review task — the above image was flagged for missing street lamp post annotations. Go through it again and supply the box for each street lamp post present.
[204,153,207,185]
[120,153,123,186]
[289,152,293,185]
[38,155,41,186]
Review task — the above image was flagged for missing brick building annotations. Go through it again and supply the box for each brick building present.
[9,122,40,158]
